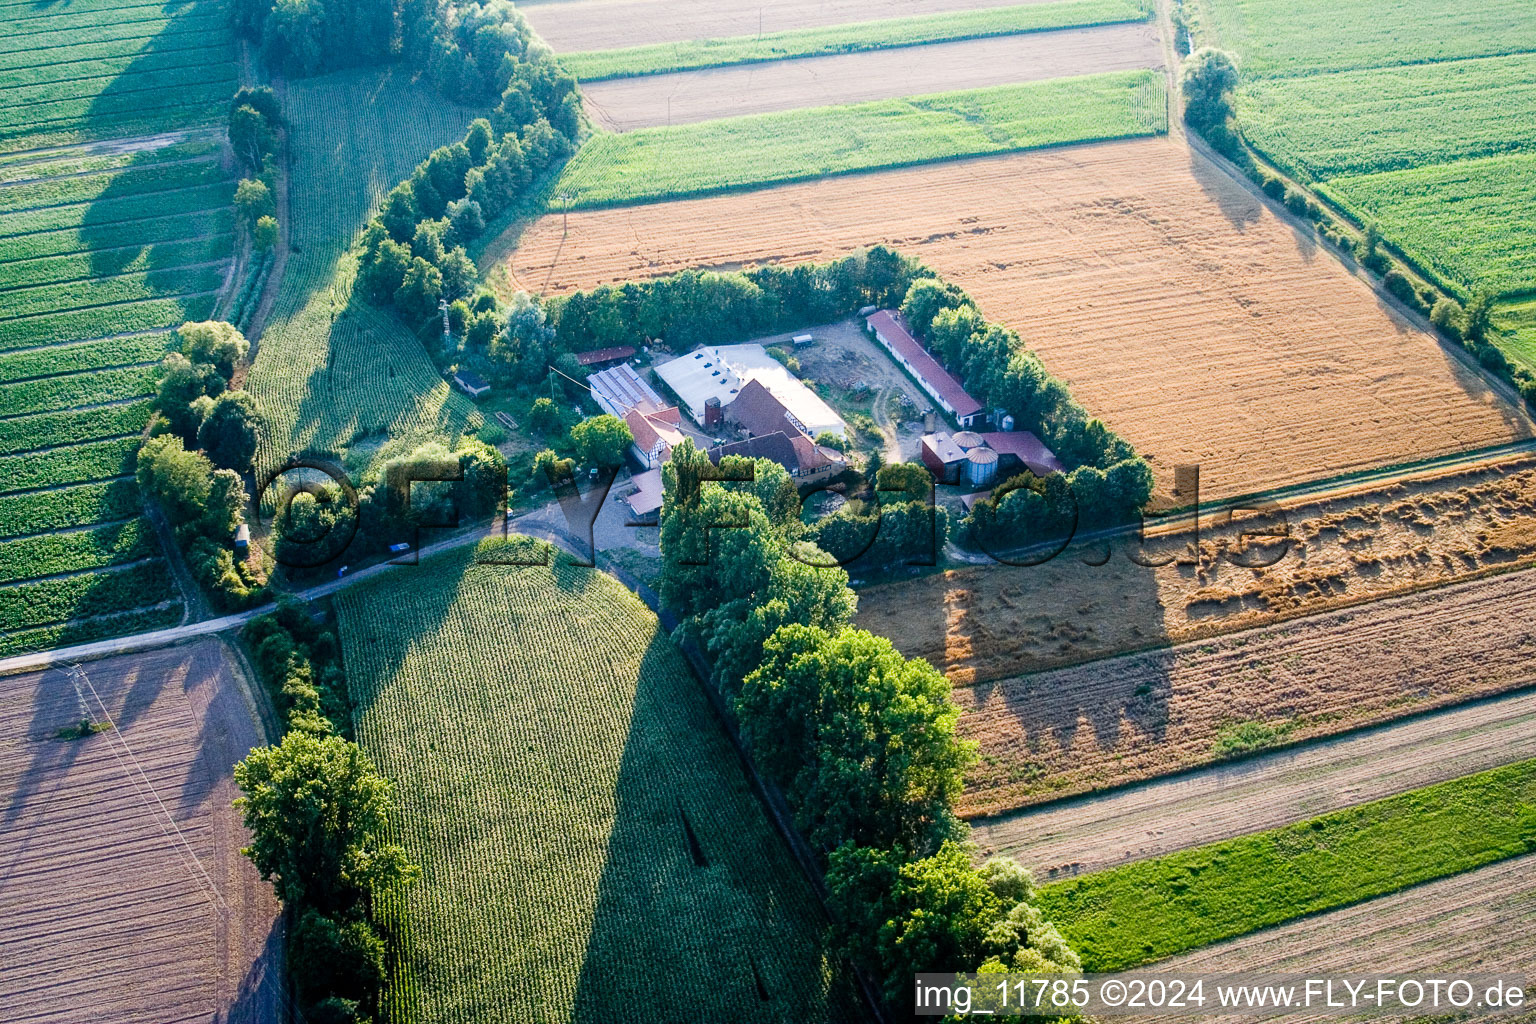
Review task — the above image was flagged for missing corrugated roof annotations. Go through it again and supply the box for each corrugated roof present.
[980,431,1065,475]
[588,363,664,415]
[574,345,637,366]
[921,432,966,464]
[866,310,983,418]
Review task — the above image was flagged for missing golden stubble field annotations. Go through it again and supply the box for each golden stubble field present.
[500,138,1532,502]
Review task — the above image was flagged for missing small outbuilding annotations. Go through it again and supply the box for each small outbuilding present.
[452,370,491,398]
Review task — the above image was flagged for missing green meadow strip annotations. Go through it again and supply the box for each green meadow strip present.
[562,0,1151,81]
[1035,758,1536,971]
[556,70,1167,208]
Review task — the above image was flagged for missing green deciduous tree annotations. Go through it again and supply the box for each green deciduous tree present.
[176,320,250,379]
[197,390,263,473]
[737,624,975,854]
[1181,47,1239,130]
[233,730,418,916]
[235,178,275,227]
[570,414,633,469]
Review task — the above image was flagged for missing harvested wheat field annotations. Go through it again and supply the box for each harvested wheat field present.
[0,641,281,1024]
[1145,854,1536,1023]
[972,687,1536,875]
[582,26,1162,130]
[524,0,1042,51]
[950,561,1536,817]
[501,138,1531,501]
[858,455,1536,684]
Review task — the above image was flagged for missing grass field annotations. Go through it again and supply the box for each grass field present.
[1193,0,1536,300]
[560,0,1150,80]
[246,69,483,477]
[336,549,869,1024]
[1494,297,1536,372]
[0,0,237,151]
[1034,758,1536,970]
[556,71,1166,207]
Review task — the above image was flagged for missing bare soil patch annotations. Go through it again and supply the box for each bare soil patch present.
[501,138,1530,502]
[972,687,1536,875]
[1147,853,1536,1022]
[0,640,281,1024]
[525,0,1050,52]
[582,25,1163,131]
[857,456,1536,687]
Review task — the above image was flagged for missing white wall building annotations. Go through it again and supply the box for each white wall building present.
[654,343,845,437]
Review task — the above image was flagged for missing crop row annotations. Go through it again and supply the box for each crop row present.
[8,59,232,110]
[1036,757,1536,971]
[0,293,215,351]
[2,0,208,34]
[1,234,232,291]
[0,517,156,585]
[1,79,236,140]
[0,263,228,322]
[0,45,216,92]
[557,71,1168,208]
[0,556,172,632]
[0,208,233,264]
[0,478,140,538]
[562,0,1151,80]
[0,331,170,383]
[0,181,231,239]
[0,158,224,215]
[1188,0,1536,79]
[0,136,219,184]
[0,435,137,493]
[0,597,179,656]
[0,362,158,417]
[1322,150,1536,296]
[0,9,230,62]
[0,399,151,455]
[1238,53,1536,180]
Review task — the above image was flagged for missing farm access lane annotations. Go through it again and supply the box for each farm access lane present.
[971,686,1536,878]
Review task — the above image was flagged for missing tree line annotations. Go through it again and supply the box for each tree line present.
[138,321,268,610]
[234,603,417,1024]
[658,441,1082,1021]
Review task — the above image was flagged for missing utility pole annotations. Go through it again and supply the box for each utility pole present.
[558,192,572,237]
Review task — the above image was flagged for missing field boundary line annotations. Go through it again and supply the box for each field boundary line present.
[0,254,231,297]
[0,358,160,386]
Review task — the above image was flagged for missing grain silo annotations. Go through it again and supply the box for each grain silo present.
[965,445,999,487]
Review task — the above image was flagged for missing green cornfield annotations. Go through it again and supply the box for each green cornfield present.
[556,70,1168,208]
[336,549,869,1024]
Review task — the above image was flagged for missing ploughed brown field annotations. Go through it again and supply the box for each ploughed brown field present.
[523,0,1048,51]
[499,138,1532,502]
[581,25,1163,131]
[1148,854,1536,1023]
[0,641,281,1024]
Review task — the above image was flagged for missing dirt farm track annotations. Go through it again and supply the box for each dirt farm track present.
[501,137,1532,501]
[0,641,281,1024]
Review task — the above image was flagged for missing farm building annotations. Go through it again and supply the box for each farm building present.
[654,343,845,437]
[574,345,637,369]
[588,363,666,418]
[866,310,985,427]
[708,431,845,483]
[728,378,815,440]
[624,405,685,469]
[922,429,1063,485]
[452,370,491,398]
[623,467,665,520]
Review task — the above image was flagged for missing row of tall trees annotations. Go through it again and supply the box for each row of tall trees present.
[657,441,1081,1020]
[235,605,416,1024]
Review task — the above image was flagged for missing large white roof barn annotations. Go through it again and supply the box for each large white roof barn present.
[654,343,845,437]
